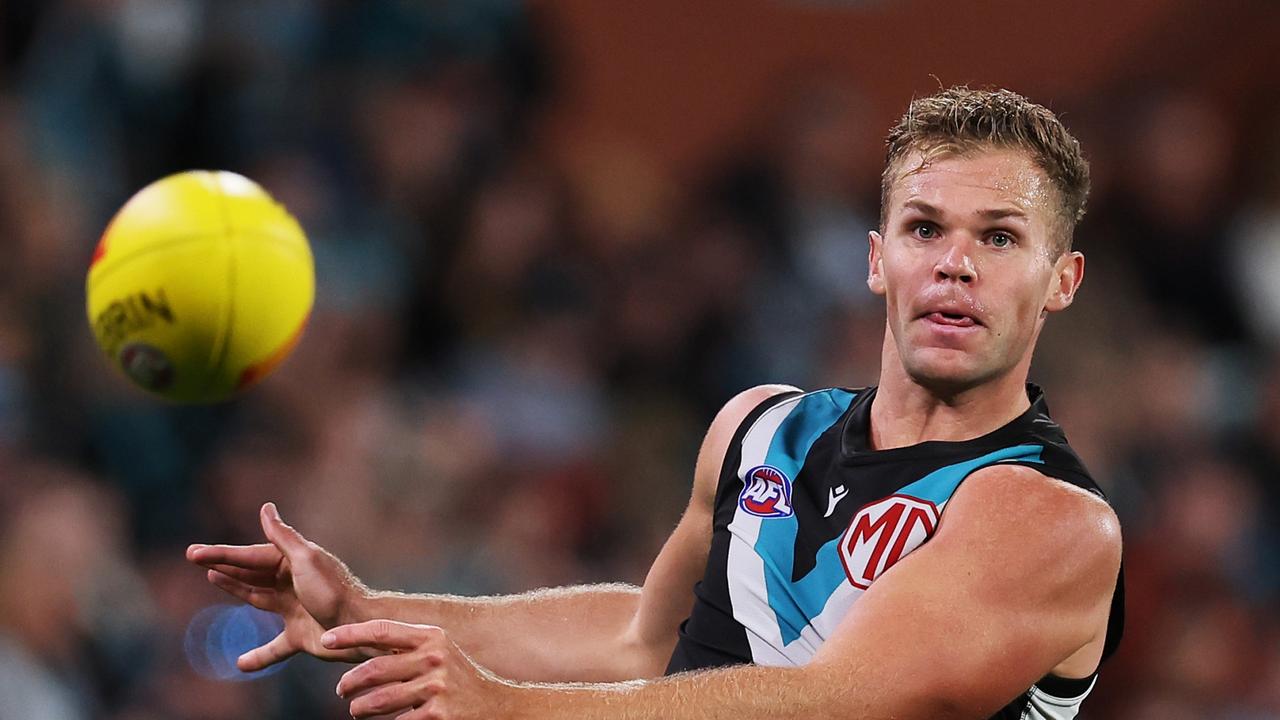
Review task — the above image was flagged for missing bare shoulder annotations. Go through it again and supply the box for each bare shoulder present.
[940,463,1122,597]
[712,384,803,431]
[958,464,1121,546]
[692,384,803,505]
[705,384,804,452]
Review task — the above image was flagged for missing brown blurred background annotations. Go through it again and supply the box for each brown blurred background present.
[0,1,1277,718]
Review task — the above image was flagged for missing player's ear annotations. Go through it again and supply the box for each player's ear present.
[867,231,886,296]
[1044,250,1084,313]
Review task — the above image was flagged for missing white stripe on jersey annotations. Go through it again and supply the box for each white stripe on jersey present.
[724,391,870,666]
[726,393,799,666]
[1022,677,1097,720]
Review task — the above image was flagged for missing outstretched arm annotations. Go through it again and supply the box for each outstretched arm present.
[342,383,797,683]
[325,465,1122,719]
[189,384,800,682]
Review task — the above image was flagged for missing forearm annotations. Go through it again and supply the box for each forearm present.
[356,584,659,682]
[509,662,944,720]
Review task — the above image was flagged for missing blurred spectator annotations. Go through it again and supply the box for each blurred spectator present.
[0,463,152,720]
[711,78,880,389]
[1107,89,1248,345]
[1230,116,1280,349]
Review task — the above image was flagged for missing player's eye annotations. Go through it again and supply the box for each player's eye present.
[912,223,938,240]
[987,232,1015,248]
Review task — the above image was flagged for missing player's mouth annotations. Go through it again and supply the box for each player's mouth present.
[918,302,984,328]
[923,311,979,327]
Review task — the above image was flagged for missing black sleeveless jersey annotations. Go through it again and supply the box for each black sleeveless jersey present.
[665,385,1124,720]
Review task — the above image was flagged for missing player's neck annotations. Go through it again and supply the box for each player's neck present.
[870,339,1033,451]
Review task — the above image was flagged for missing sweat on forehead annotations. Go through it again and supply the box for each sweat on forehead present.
[880,145,1074,253]
[890,145,1051,204]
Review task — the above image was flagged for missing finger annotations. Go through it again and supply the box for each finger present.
[337,654,428,699]
[206,563,277,587]
[207,569,278,609]
[349,682,419,719]
[322,620,437,653]
[396,705,440,720]
[237,630,299,672]
[259,502,311,556]
[187,543,282,570]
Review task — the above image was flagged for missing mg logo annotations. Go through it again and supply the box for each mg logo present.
[739,465,794,518]
[839,495,939,589]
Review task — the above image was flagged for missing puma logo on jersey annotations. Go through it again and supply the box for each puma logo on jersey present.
[823,485,849,518]
[739,465,794,518]
[838,495,939,589]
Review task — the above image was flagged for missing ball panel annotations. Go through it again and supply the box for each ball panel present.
[86,237,233,402]
[93,171,230,272]
[213,171,311,256]
[204,231,314,399]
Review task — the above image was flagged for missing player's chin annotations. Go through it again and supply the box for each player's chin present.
[902,349,993,394]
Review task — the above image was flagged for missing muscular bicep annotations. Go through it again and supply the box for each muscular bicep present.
[623,385,801,677]
[811,466,1122,717]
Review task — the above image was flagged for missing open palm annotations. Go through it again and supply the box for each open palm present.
[187,503,372,670]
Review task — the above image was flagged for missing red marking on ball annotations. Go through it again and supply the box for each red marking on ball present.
[236,318,308,390]
[89,236,109,268]
[89,216,119,269]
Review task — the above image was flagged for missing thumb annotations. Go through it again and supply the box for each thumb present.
[260,502,310,556]
[237,629,298,672]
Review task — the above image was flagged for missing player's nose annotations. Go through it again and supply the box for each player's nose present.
[933,240,976,283]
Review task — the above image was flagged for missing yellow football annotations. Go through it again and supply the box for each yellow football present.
[86,170,314,403]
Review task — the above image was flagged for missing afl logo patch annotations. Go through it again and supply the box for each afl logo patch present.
[739,465,794,518]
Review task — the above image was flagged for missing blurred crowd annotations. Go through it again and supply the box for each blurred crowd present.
[0,2,1277,719]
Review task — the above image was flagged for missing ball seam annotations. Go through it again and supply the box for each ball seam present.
[201,172,239,399]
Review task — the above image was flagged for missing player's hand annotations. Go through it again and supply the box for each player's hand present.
[186,502,372,670]
[327,620,520,720]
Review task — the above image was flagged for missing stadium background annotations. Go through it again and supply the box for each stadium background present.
[0,1,1277,717]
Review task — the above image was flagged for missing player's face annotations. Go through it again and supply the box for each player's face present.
[868,148,1084,393]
